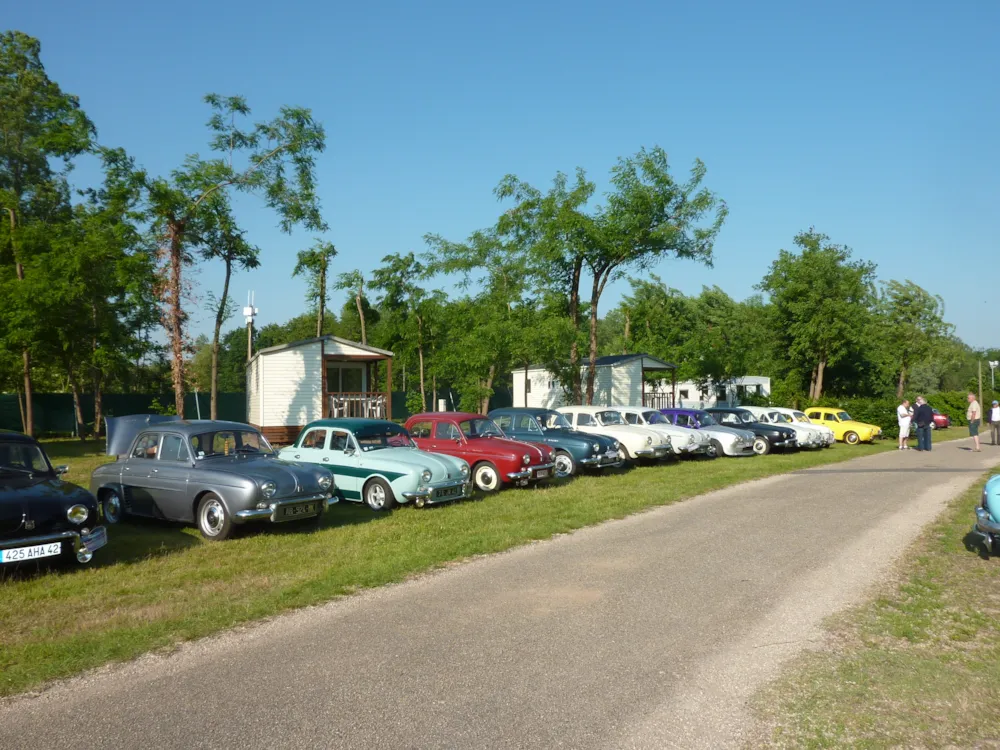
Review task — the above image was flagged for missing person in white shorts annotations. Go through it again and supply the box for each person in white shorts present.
[896,399,912,450]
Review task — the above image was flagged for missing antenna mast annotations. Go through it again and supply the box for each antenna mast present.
[244,291,258,361]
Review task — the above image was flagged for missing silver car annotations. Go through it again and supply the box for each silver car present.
[90,416,336,541]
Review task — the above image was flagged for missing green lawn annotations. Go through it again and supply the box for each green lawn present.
[754,463,1000,748]
[2,438,896,697]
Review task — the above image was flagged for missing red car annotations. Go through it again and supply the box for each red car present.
[932,409,951,429]
[404,412,555,492]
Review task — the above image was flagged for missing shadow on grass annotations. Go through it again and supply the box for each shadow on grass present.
[962,529,992,560]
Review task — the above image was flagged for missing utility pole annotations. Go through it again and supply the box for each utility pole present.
[979,360,984,416]
[990,360,998,391]
[244,291,258,362]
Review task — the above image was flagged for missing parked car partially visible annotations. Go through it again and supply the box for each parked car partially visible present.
[803,407,882,444]
[658,408,756,457]
[404,412,555,492]
[556,406,672,463]
[932,409,951,429]
[768,407,836,447]
[973,474,1000,556]
[279,418,471,510]
[605,406,713,458]
[91,416,336,541]
[705,407,798,455]
[1,430,107,566]
[488,407,622,478]
[741,406,825,450]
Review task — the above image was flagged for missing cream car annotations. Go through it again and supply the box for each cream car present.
[741,406,825,450]
[768,407,836,447]
[607,406,712,457]
[556,406,671,462]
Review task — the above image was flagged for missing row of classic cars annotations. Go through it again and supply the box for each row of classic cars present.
[1,403,884,567]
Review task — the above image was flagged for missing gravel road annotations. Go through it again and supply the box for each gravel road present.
[2,441,995,749]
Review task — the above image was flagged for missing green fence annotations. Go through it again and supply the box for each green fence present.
[0,393,247,434]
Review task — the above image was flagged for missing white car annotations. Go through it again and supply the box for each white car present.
[556,406,672,462]
[660,410,756,457]
[608,406,712,457]
[769,407,836,447]
[741,406,825,450]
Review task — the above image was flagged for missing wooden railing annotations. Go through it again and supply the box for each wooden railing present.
[642,392,674,410]
[327,392,390,420]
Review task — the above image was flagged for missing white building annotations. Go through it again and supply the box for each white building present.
[656,375,771,409]
[246,336,393,444]
[512,354,678,409]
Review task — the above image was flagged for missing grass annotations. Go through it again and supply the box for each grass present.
[754,462,1000,748]
[1,438,896,698]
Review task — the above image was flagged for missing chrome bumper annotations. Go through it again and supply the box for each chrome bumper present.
[580,452,623,467]
[0,527,107,563]
[234,493,332,523]
[774,439,798,448]
[402,478,472,505]
[507,462,556,481]
[634,447,671,458]
[974,507,1000,536]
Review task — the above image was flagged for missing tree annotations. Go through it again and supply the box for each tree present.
[334,269,368,344]
[146,94,326,418]
[582,147,727,403]
[0,31,94,435]
[293,240,337,337]
[758,230,877,401]
[878,280,952,398]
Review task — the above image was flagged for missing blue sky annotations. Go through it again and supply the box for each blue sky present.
[6,0,998,348]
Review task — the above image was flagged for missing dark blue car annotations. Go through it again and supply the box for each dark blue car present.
[488,407,623,478]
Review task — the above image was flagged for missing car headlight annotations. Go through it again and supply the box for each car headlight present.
[460,463,470,476]
[421,469,433,483]
[261,480,277,498]
[523,454,531,465]
[688,434,696,445]
[592,443,600,453]
[646,436,653,445]
[66,504,88,524]
[613,440,620,450]
[317,474,333,491]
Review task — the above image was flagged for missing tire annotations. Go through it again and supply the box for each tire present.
[709,439,724,458]
[196,493,233,541]
[553,451,576,478]
[363,478,397,511]
[844,431,860,445]
[752,437,771,455]
[101,489,123,524]
[473,462,501,492]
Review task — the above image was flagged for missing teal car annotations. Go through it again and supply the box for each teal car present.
[280,419,472,511]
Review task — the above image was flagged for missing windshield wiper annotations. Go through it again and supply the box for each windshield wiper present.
[0,465,35,476]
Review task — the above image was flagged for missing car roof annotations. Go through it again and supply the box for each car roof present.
[661,407,707,416]
[557,405,624,413]
[303,418,401,433]
[0,429,37,444]
[488,407,553,416]
[407,411,483,422]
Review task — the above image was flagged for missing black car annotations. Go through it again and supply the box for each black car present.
[705,408,798,455]
[1,430,107,566]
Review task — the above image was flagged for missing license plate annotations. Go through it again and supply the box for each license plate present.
[1,541,62,564]
[281,502,318,518]
[435,486,463,499]
[535,469,550,479]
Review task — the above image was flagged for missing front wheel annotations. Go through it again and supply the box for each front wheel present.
[752,437,771,455]
[709,439,723,458]
[102,489,123,524]
[363,478,397,511]
[844,431,860,445]
[197,493,233,541]
[553,451,576,478]
[473,462,501,492]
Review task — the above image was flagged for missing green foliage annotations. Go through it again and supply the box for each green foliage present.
[147,396,177,416]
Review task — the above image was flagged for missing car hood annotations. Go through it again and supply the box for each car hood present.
[0,474,96,537]
[698,425,755,442]
[199,455,329,497]
[357,447,467,481]
[537,429,610,451]
[643,423,707,444]
[587,424,668,446]
[463,437,550,464]
[841,420,879,432]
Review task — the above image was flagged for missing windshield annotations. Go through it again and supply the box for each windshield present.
[0,440,52,475]
[643,411,669,425]
[733,410,757,424]
[837,412,852,421]
[596,411,626,426]
[698,414,717,426]
[459,418,504,438]
[769,412,792,423]
[356,428,415,451]
[540,411,572,430]
[191,429,274,458]
[792,411,810,422]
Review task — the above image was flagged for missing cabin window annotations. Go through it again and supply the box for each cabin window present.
[326,363,364,393]
[679,389,689,399]
[300,429,328,450]
[329,431,351,452]
[624,413,639,425]
[409,421,432,439]
[576,413,595,426]
[494,415,513,431]
[132,433,159,459]
[159,434,190,462]
[435,422,462,440]
[516,415,541,433]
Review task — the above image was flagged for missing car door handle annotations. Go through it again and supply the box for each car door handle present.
[151,468,158,473]
[294,454,301,459]
[322,457,329,462]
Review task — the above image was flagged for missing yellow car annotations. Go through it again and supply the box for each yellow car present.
[804,407,882,445]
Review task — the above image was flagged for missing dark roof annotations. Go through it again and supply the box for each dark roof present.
[406,411,482,422]
[579,353,677,370]
[0,429,36,443]
[302,418,404,436]
[488,407,557,416]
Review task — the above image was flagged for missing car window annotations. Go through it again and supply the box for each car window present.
[672,414,686,427]
[837,412,852,421]
[825,413,838,422]
[576,413,595,426]
[517,415,542,433]
[132,433,160,459]
[158,434,190,462]
[409,421,432,439]
[806,412,821,421]
[597,411,626,425]
[300,428,328,450]
[435,422,462,440]
[191,430,274,458]
[623,412,639,425]
[0,440,51,473]
[494,415,513,431]
[717,413,740,426]
[542,412,572,429]
[329,431,351,452]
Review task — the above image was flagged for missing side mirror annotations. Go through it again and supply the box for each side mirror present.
[344,447,355,456]
[453,437,462,444]
[55,465,69,476]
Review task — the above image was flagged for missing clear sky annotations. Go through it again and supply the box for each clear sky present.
[6,0,998,348]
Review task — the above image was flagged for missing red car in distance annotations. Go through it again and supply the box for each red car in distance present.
[932,409,951,429]
[404,412,555,493]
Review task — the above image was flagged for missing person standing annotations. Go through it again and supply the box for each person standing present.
[913,396,934,451]
[989,399,1000,447]
[967,392,982,452]
[896,399,912,450]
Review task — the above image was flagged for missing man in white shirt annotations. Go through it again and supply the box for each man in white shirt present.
[990,399,1000,446]
[896,399,912,450]
[967,393,982,452]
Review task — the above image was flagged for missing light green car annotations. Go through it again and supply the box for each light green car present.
[279,419,472,511]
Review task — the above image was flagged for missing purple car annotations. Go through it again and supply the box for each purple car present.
[658,408,756,457]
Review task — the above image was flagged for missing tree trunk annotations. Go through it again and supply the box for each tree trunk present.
[356,277,367,345]
[68,367,85,440]
[481,364,496,415]
[808,366,818,401]
[896,362,907,400]
[623,309,631,355]
[431,374,436,412]
[21,348,34,438]
[91,304,103,436]
[167,223,186,419]
[569,257,583,403]
[585,273,601,405]
[16,389,26,435]
[814,357,827,401]
[417,315,426,411]
[316,263,326,337]
[94,376,103,438]
[211,257,233,420]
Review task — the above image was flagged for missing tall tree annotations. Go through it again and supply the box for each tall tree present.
[292,240,336,337]
[582,147,727,403]
[0,31,94,435]
[147,94,326,418]
[878,279,952,398]
[334,270,368,344]
[758,230,877,401]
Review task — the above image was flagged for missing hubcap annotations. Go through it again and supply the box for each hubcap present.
[476,467,497,491]
[753,438,767,454]
[554,454,573,478]
[367,484,386,509]
[104,493,122,523]
[201,500,225,536]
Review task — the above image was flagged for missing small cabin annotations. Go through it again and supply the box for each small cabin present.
[246,336,393,445]
[512,354,678,409]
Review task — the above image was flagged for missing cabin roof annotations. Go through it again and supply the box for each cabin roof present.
[248,335,393,365]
